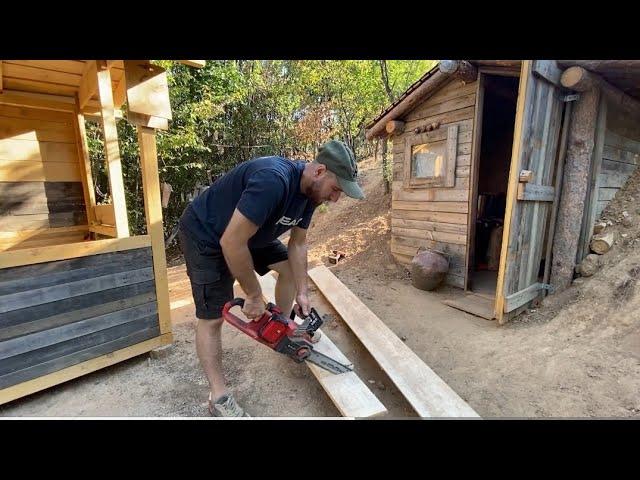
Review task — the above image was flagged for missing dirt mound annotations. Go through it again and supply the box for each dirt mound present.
[305,156,407,283]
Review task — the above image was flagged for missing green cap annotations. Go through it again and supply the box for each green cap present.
[315,140,365,199]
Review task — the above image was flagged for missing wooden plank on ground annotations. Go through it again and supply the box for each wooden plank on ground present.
[258,273,386,418]
[443,294,495,320]
[308,265,479,418]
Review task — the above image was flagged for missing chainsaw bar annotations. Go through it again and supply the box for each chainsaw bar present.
[305,349,353,374]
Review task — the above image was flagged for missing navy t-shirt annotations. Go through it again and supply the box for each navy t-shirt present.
[180,156,316,249]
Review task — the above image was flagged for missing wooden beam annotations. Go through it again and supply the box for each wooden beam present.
[366,69,453,140]
[516,183,555,202]
[83,108,123,120]
[308,265,480,418]
[89,224,117,237]
[96,61,129,238]
[94,204,116,225]
[464,72,484,290]
[0,235,151,269]
[178,60,206,68]
[0,333,171,406]
[561,66,640,120]
[137,126,172,335]
[542,100,573,296]
[439,60,478,83]
[257,273,387,418]
[113,73,127,108]
[504,283,543,313]
[78,61,98,109]
[73,97,97,226]
[551,87,601,292]
[0,89,76,112]
[127,111,169,130]
[532,60,562,86]
[557,60,640,71]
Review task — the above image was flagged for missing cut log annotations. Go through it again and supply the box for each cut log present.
[593,222,607,234]
[551,88,601,291]
[561,66,598,91]
[577,253,600,277]
[590,231,615,254]
[557,60,640,71]
[561,66,640,121]
[385,120,405,135]
[439,60,478,83]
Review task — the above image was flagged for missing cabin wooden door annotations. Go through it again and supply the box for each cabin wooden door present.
[494,60,566,323]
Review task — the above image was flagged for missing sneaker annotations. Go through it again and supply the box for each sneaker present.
[208,392,250,417]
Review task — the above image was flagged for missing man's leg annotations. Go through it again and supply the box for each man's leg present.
[196,316,227,400]
[269,259,296,314]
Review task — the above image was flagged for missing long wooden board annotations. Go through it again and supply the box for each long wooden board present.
[308,265,479,418]
[258,273,386,418]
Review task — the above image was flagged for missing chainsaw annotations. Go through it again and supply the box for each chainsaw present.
[222,298,353,375]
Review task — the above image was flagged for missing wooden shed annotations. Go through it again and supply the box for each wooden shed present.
[366,60,640,323]
[0,59,204,404]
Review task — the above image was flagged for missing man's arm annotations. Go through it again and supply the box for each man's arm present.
[288,226,310,316]
[219,209,264,319]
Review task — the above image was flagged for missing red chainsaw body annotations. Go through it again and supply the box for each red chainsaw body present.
[222,300,299,348]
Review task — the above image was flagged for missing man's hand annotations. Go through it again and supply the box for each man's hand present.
[293,291,311,318]
[243,294,266,320]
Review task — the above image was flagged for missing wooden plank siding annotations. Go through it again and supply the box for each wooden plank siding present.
[0,247,160,392]
[591,101,640,220]
[390,78,477,287]
[0,102,87,250]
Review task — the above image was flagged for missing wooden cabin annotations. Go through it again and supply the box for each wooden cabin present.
[366,60,640,323]
[0,59,205,405]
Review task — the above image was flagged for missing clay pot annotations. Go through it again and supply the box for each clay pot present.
[411,249,449,291]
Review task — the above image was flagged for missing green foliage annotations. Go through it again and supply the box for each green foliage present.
[87,60,433,239]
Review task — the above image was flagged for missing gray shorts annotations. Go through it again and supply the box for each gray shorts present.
[178,227,288,319]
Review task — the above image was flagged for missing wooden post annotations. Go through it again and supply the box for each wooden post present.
[96,60,129,237]
[138,126,172,336]
[72,96,97,226]
[577,96,607,261]
[550,87,601,291]
[542,101,572,296]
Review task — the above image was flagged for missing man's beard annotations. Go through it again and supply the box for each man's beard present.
[306,178,324,206]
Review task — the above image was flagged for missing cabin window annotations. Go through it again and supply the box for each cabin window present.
[403,124,458,188]
[410,141,445,179]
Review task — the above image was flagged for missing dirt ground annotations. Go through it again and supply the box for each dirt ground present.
[2,157,639,417]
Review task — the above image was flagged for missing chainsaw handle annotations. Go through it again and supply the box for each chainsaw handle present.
[227,298,245,308]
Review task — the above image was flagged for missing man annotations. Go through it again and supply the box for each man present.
[178,140,364,417]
